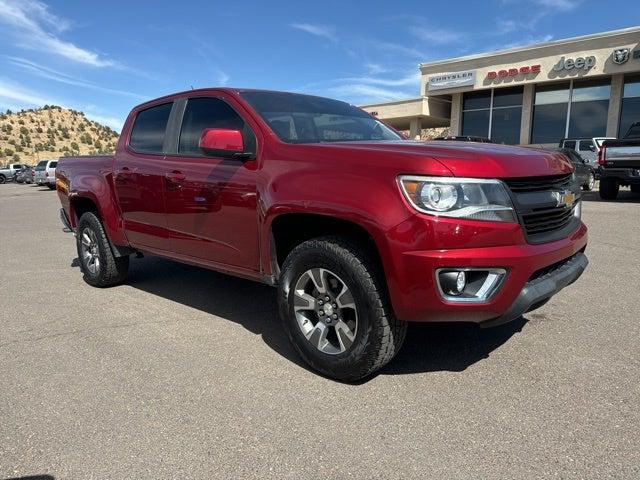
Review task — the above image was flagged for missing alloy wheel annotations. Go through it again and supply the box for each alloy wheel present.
[293,268,358,355]
[80,228,100,274]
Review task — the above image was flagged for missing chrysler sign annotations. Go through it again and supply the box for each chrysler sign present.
[428,70,476,91]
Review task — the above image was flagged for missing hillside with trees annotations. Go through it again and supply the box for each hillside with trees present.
[0,106,119,165]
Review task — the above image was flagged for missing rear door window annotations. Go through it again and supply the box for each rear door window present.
[49,162,57,168]
[129,102,173,154]
[562,140,576,149]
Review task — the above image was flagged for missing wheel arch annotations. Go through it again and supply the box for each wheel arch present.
[267,212,387,281]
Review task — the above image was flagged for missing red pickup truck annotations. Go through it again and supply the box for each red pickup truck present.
[56,88,588,381]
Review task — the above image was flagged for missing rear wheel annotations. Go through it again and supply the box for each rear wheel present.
[631,185,640,194]
[76,212,129,287]
[599,178,619,200]
[0,175,6,184]
[47,183,56,190]
[278,236,406,382]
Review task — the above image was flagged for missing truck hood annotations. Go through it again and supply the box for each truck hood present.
[307,140,573,178]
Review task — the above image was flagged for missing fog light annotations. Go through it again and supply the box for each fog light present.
[455,271,466,294]
[436,268,507,303]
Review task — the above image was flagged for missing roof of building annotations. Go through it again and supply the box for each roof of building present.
[419,26,640,69]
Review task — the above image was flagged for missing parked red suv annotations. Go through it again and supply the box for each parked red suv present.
[56,89,588,381]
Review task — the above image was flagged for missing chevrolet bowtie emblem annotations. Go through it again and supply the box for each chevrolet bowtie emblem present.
[553,190,575,208]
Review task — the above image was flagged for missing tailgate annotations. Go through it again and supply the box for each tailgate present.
[603,142,640,168]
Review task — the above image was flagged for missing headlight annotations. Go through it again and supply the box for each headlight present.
[398,175,517,223]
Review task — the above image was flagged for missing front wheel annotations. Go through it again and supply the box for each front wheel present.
[278,236,406,382]
[0,175,6,184]
[583,171,595,191]
[76,212,129,287]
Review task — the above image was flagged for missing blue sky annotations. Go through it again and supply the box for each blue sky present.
[0,0,637,131]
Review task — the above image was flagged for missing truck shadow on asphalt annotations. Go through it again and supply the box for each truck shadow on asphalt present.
[116,255,528,380]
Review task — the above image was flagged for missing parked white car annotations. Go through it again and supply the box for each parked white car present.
[35,159,58,189]
[0,163,27,183]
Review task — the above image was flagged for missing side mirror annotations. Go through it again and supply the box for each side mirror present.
[199,128,248,158]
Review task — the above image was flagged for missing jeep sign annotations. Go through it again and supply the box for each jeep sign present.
[552,55,596,71]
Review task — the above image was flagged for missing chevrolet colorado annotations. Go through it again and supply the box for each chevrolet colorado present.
[56,89,588,381]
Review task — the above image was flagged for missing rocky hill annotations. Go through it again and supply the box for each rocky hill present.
[0,106,119,165]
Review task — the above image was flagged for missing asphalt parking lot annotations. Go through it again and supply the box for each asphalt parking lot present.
[1,182,639,479]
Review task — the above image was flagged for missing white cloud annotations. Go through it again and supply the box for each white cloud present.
[290,23,337,42]
[0,0,114,67]
[496,0,580,34]
[325,84,412,103]
[216,70,230,86]
[407,25,463,45]
[364,63,387,75]
[502,34,554,49]
[6,57,147,100]
[532,0,580,10]
[302,69,420,105]
[369,41,428,59]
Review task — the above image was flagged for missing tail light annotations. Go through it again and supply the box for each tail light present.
[597,145,606,166]
[45,171,49,177]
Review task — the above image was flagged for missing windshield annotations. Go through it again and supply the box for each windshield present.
[35,160,48,171]
[240,91,402,144]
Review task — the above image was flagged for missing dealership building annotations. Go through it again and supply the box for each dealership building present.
[361,27,640,145]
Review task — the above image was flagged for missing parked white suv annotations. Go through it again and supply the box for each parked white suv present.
[559,137,615,167]
[35,160,58,189]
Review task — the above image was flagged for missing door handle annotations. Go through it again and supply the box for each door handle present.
[165,170,186,182]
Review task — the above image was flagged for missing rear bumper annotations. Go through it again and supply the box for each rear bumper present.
[386,221,588,324]
[599,167,640,183]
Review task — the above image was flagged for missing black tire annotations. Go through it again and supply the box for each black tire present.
[599,178,619,200]
[0,175,6,184]
[76,212,129,287]
[278,236,406,382]
[47,184,56,190]
[631,185,640,194]
[582,171,595,191]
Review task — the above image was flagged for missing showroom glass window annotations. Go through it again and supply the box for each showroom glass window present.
[531,79,610,143]
[461,86,523,144]
[568,80,610,137]
[619,75,640,137]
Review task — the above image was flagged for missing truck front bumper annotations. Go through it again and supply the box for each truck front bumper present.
[386,221,588,325]
[479,251,587,328]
